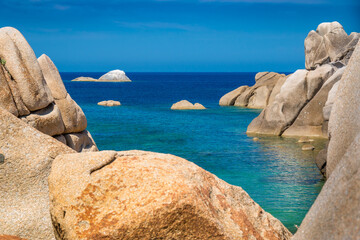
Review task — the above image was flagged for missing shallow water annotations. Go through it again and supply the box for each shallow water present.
[62,72,325,233]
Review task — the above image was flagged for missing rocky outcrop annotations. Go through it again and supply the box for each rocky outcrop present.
[63,130,98,153]
[49,150,291,240]
[0,107,74,240]
[292,38,360,240]
[327,40,360,177]
[281,66,345,138]
[99,69,131,82]
[305,21,360,70]
[71,70,131,82]
[71,77,98,82]
[219,72,287,109]
[97,100,121,106]
[0,28,97,152]
[171,100,206,110]
[245,22,357,139]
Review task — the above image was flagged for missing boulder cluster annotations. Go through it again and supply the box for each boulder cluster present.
[0,27,290,240]
[171,100,206,110]
[221,22,359,140]
[0,27,97,153]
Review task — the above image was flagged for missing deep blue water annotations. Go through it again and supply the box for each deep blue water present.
[61,72,325,233]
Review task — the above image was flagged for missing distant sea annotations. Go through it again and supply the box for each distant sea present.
[61,72,325,233]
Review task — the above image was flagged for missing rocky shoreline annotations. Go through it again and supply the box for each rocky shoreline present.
[0,22,359,239]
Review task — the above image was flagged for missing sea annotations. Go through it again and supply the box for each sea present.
[61,72,325,234]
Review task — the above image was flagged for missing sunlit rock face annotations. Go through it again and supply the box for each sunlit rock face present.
[0,27,97,152]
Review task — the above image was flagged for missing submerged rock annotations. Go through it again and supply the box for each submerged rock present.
[99,69,131,82]
[49,150,292,240]
[171,100,206,110]
[98,100,121,107]
[0,107,74,240]
[302,144,315,151]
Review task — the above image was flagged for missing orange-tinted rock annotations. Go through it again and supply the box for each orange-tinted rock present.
[49,150,291,240]
[0,236,28,240]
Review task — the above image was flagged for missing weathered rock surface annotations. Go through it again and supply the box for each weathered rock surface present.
[55,94,87,134]
[219,86,248,106]
[0,107,74,240]
[64,130,98,152]
[282,66,344,138]
[220,72,286,109]
[293,39,360,240]
[0,27,53,114]
[0,236,28,240]
[327,40,360,177]
[49,150,291,240]
[247,70,310,135]
[315,147,327,176]
[305,21,360,70]
[97,100,121,107]
[38,54,67,100]
[171,100,206,110]
[293,133,360,239]
[20,103,65,136]
[99,70,131,82]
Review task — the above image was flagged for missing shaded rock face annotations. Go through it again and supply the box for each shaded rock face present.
[293,40,360,240]
[327,40,360,177]
[99,69,131,82]
[219,72,286,109]
[0,27,97,152]
[0,107,74,240]
[305,21,360,70]
[171,100,206,110]
[64,130,98,153]
[49,150,292,240]
[282,66,345,138]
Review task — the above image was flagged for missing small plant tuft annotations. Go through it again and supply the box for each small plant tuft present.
[0,58,6,66]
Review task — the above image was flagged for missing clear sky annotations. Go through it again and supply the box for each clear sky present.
[0,0,359,72]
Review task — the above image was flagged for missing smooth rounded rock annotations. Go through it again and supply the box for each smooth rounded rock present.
[171,100,206,110]
[99,70,131,82]
[49,150,292,240]
[302,144,315,151]
[97,100,121,107]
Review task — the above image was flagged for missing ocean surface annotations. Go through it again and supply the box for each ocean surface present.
[61,72,325,233]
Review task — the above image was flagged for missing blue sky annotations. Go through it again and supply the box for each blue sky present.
[0,0,359,72]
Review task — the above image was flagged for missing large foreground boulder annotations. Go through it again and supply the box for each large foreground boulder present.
[49,150,292,240]
[0,107,74,240]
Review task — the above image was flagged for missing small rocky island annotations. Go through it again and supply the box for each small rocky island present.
[72,69,132,82]
[171,100,206,110]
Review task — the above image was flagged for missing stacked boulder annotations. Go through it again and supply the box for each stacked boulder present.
[220,22,358,139]
[0,27,97,152]
[219,72,287,109]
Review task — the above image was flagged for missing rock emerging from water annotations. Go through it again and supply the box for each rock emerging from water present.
[171,100,206,110]
[98,100,121,106]
[49,150,292,240]
[219,72,287,109]
[99,69,131,82]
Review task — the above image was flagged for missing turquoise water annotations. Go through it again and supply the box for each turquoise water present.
[62,72,325,233]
